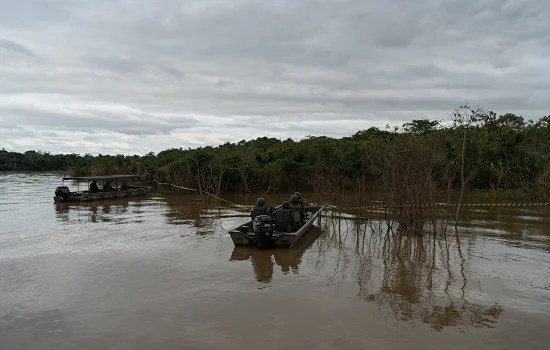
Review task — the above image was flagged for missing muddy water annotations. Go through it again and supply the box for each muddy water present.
[1,173,549,349]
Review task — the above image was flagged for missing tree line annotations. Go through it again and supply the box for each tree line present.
[2,107,549,200]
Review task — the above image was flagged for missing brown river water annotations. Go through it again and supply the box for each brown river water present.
[1,173,549,349]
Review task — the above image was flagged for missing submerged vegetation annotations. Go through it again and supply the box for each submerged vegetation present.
[320,213,505,330]
[2,107,550,203]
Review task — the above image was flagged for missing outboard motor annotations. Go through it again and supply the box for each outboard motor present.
[54,186,71,202]
[253,214,274,249]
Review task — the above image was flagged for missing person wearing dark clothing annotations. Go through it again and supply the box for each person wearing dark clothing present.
[289,194,303,226]
[103,181,114,192]
[89,180,99,193]
[251,198,267,221]
[274,201,291,231]
[294,191,309,209]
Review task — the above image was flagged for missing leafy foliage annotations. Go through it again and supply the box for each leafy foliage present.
[2,108,549,199]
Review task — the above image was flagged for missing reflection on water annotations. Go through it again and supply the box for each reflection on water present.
[55,200,134,224]
[461,207,550,253]
[1,173,550,349]
[295,215,508,331]
[162,194,232,236]
[352,225,503,330]
[230,227,322,283]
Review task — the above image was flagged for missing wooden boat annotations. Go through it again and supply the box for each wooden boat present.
[53,175,151,203]
[228,203,324,248]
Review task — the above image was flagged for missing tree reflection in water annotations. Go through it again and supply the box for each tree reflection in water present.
[163,195,221,235]
[323,212,504,331]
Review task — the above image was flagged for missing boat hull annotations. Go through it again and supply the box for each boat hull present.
[53,186,151,203]
[229,205,324,248]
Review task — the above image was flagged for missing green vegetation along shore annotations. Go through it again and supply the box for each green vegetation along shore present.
[2,107,549,200]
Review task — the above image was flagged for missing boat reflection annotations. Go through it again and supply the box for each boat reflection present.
[230,227,322,283]
[54,200,133,224]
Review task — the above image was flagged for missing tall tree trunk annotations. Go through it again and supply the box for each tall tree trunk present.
[454,130,468,256]
[240,168,250,192]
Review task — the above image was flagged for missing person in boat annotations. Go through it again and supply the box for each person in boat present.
[293,192,309,220]
[251,198,268,221]
[103,180,114,192]
[294,192,309,207]
[89,180,99,193]
[273,201,291,232]
[289,194,303,227]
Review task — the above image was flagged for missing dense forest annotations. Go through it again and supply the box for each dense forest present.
[2,107,550,201]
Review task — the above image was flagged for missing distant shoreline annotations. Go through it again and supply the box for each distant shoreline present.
[2,110,549,202]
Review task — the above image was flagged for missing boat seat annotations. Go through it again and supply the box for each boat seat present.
[274,201,291,231]
[251,207,265,221]
[289,204,302,226]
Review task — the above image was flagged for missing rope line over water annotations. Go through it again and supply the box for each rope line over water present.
[140,181,549,212]
[324,202,550,211]
[145,180,248,208]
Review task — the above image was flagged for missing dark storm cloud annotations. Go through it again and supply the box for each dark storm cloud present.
[0,0,549,154]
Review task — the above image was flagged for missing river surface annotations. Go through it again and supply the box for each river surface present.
[1,173,549,349]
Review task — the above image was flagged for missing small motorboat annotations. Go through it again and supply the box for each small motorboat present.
[53,175,151,203]
[228,193,324,249]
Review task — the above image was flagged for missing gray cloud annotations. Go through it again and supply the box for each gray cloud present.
[0,0,549,155]
[0,38,35,56]
[0,95,200,135]
[0,0,75,28]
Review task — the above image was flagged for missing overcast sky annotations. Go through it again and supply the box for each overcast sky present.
[1,0,549,155]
